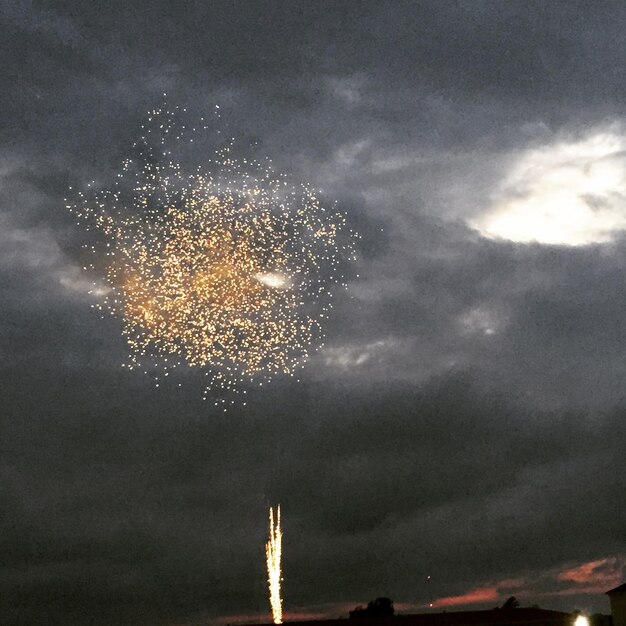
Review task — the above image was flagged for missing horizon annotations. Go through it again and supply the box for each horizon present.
[215,598,611,626]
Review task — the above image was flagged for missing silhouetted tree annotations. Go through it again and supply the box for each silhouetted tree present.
[350,598,395,619]
[501,597,520,610]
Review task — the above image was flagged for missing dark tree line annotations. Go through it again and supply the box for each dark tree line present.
[350,598,395,619]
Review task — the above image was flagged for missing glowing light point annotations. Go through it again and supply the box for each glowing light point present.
[266,505,283,625]
[574,616,589,626]
[254,272,291,290]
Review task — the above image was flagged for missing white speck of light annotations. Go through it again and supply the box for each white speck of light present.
[253,272,291,289]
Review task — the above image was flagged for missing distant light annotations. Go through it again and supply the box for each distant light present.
[575,615,589,626]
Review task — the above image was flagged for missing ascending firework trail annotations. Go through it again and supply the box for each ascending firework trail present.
[266,505,283,624]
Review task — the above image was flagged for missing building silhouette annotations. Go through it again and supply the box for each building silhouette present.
[607,583,626,626]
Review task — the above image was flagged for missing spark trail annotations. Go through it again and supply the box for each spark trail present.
[266,505,283,625]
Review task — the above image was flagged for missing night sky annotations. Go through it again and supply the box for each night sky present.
[2,2,626,625]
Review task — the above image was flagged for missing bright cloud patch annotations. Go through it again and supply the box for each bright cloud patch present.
[556,557,624,590]
[323,339,393,369]
[472,128,626,245]
[429,585,500,609]
[458,306,501,336]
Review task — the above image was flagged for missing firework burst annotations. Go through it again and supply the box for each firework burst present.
[67,102,356,406]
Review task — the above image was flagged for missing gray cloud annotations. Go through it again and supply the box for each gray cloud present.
[1,1,625,625]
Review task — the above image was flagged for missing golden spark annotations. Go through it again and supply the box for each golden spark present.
[67,102,357,406]
[266,505,283,625]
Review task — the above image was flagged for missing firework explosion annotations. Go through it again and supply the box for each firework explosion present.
[67,103,356,406]
[266,505,283,625]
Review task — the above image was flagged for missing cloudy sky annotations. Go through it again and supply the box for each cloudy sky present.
[2,1,626,625]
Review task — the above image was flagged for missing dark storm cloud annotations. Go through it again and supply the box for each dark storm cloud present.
[319,222,626,409]
[2,1,626,625]
[1,368,624,625]
[6,0,626,161]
